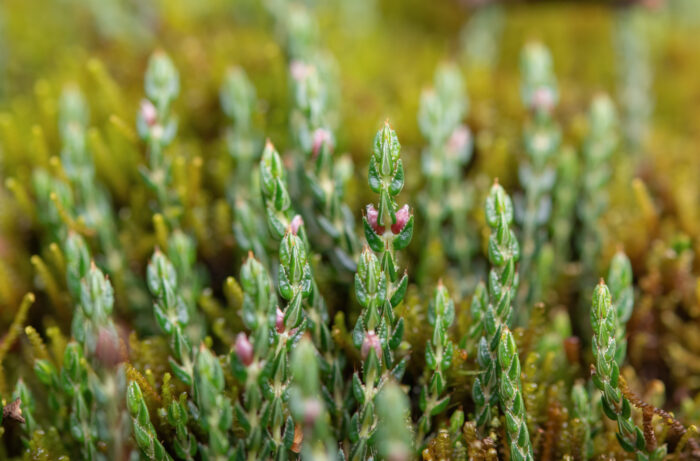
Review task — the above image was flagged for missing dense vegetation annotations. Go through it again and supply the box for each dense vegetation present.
[2,0,700,459]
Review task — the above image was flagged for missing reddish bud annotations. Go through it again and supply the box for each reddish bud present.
[361,330,382,360]
[303,398,323,425]
[95,327,123,368]
[290,61,309,82]
[275,308,285,334]
[531,86,555,113]
[391,205,410,234]
[289,215,303,235]
[235,333,254,366]
[447,125,470,156]
[311,128,333,159]
[366,205,385,235]
[140,99,158,127]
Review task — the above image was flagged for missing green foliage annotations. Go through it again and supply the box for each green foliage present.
[147,249,195,387]
[127,381,173,461]
[579,95,618,280]
[417,282,455,445]
[517,41,560,312]
[590,280,665,460]
[472,181,520,432]
[2,1,700,460]
[194,344,233,459]
[498,328,533,461]
[289,336,337,460]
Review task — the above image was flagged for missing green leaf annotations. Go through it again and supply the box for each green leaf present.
[431,396,450,416]
[389,318,404,349]
[390,273,408,308]
[363,217,384,253]
[392,215,413,251]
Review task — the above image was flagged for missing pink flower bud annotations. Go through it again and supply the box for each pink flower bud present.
[95,327,123,368]
[531,86,555,113]
[311,128,332,159]
[366,205,385,235]
[235,333,254,366]
[140,99,158,127]
[447,125,470,155]
[289,215,303,235]
[290,61,309,82]
[275,308,285,334]
[391,205,410,234]
[361,330,382,360]
[303,398,323,425]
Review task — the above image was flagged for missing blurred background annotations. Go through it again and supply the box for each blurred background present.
[2,0,699,154]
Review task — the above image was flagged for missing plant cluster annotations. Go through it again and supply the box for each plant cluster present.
[2,1,700,460]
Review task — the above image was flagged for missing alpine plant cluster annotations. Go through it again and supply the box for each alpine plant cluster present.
[1,1,700,460]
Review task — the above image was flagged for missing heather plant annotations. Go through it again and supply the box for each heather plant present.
[416,282,455,446]
[517,41,560,313]
[590,280,666,460]
[290,61,358,272]
[138,51,180,219]
[550,146,579,270]
[579,94,618,289]
[418,63,476,286]
[472,182,521,433]
[221,67,270,268]
[2,1,700,460]
[350,123,413,460]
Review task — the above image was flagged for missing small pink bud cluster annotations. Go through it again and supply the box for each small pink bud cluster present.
[235,333,254,366]
[275,308,285,334]
[140,99,158,127]
[366,204,410,236]
[289,215,304,235]
[95,327,123,368]
[447,125,470,156]
[140,99,164,139]
[290,61,311,82]
[311,128,333,159]
[274,307,302,336]
[530,86,555,113]
[361,330,382,360]
[303,398,323,425]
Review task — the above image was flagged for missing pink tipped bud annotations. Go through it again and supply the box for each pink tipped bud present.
[391,205,410,234]
[95,327,123,368]
[303,398,323,425]
[140,99,158,127]
[235,333,254,366]
[531,86,555,113]
[361,330,382,360]
[290,61,309,82]
[275,308,285,334]
[289,215,304,235]
[311,128,333,159]
[447,125,470,155]
[366,205,385,235]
